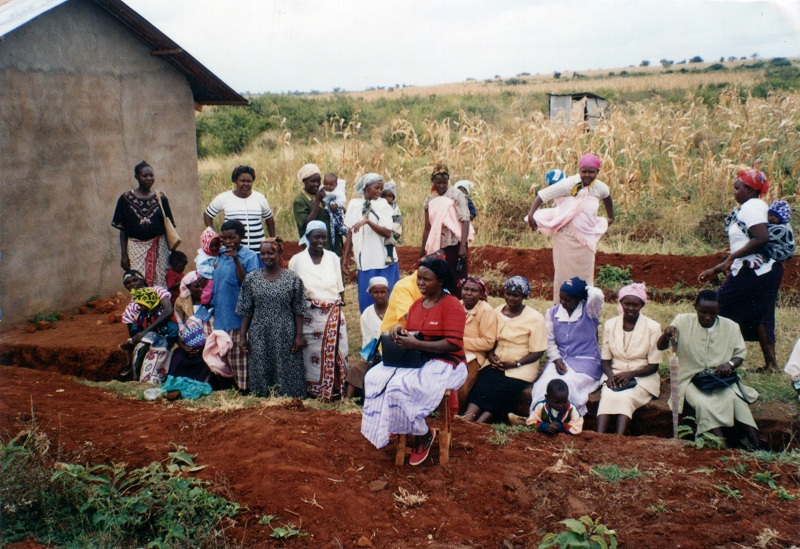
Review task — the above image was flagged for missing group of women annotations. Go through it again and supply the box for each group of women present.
[113,156,790,459]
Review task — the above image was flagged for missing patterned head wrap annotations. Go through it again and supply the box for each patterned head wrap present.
[299,220,327,247]
[415,249,447,269]
[504,276,530,297]
[560,277,588,301]
[297,163,322,184]
[130,287,162,311]
[768,200,791,224]
[368,276,389,291]
[123,269,145,284]
[261,236,284,255]
[461,276,488,300]
[579,154,601,170]
[355,173,383,196]
[200,227,221,256]
[383,179,397,198]
[737,169,769,197]
[180,270,200,299]
[454,180,474,196]
[618,282,647,305]
[545,169,566,186]
[179,318,207,350]
[431,163,449,179]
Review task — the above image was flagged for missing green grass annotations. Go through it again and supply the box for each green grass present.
[591,463,644,482]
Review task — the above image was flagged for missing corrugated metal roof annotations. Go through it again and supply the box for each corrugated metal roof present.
[0,0,248,105]
[547,92,606,101]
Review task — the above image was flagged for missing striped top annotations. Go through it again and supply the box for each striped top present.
[406,293,466,366]
[122,286,171,325]
[205,190,273,252]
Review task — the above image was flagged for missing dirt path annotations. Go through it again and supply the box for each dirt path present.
[2,367,799,548]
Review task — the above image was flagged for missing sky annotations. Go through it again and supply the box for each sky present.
[123,0,800,94]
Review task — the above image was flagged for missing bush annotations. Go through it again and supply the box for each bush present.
[704,63,727,72]
[689,55,704,63]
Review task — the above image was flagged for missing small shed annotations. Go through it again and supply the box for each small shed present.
[548,93,607,130]
[0,0,248,329]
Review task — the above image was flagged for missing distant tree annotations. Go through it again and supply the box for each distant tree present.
[518,71,531,76]
[751,52,759,60]
[769,57,791,67]
[553,71,561,79]
[608,72,615,76]
[720,56,725,62]
[676,59,686,64]
[689,56,704,63]
[660,59,674,68]
[640,60,650,67]
[332,87,343,93]
[728,56,737,62]
[466,77,476,81]
[495,74,501,79]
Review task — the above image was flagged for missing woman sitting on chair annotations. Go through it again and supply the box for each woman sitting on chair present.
[361,258,467,466]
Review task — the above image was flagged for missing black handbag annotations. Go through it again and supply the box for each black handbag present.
[691,369,753,404]
[379,333,425,368]
[608,377,637,392]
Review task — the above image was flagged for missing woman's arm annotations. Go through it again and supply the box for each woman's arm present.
[131,297,173,343]
[420,209,432,257]
[526,196,544,230]
[238,315,252,352]
[656,326,678,351]
[459,219,469,258]
[699,223,769,281]
[492,350,544,370]
[395,333,460,354]
[602,195,615,225]
[119,231,130,270]
[203,212,215,228]
[341,229,353,272]
[292,313,306,353]
[265,216,276,238]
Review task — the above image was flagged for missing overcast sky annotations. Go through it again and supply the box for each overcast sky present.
[124,0,800,94]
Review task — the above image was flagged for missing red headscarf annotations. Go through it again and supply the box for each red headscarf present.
[737,169,769,197]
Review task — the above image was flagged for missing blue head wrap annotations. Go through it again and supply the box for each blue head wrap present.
[504,276,530,297]
[545,169,566,186]
[299,220,327,247]
[560,277,588,301]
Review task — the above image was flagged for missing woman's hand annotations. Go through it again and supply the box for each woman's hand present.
[528,217,538,231]
[554,359,568,375]
[487,352,501,366]
[120,255,131,270]
[351,219,368,233]
[663,326,679,342]
[292,335,306,353]
[714,362,733,377]
[130,331,146,345]
[389,325,406,339]
[610,371,636,388]
[458,243,467,260]
[236,338,249,354]
[225,246,238,260]
[394,331,420,350]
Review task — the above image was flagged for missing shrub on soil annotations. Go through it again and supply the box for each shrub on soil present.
[1,433,240,548]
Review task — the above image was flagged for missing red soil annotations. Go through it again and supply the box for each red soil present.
[2,366,799,548]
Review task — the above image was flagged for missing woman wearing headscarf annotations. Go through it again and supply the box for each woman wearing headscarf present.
[361,258,468,466]
[527,156,615,302]
[288,221,349,400]
[463,276,547,423]
[292,163,342,255]
[420,164,474,286]
[343,173,400,313]
[596,283,662,435]
[112,161,175,288]
[699,169,783,371]
[455,277,499,413]
[168,270,213,383]
[237,238,307,398]
[529,277,605,415]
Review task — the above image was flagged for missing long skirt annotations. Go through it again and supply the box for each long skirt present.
[551,231,594,303]
[683,383,758,435]
[128,235,169,288]
[356,263,400,313]
[596,381,656,419]
[302,300,349,400]
[718,263,783,343]
[361,360,467,449]
[225,329,248,390]
[467,367,529,417]
[530,362,602,416]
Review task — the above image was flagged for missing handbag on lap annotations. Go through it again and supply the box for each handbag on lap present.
[691,369,753,404]
[379,333,425,369]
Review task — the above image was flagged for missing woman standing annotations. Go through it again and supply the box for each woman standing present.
[292,163,343,256]
[527,155,614,302]
[361,258,468,466]
[112,161,175,288]
[237,238,307,398]
[463,277,547,423]
[343,173,400,313]
[288,221,349,400]
[699,169,782,371]
[530,277,605,415]
[204,165,276,254]
[420,164,473,285]
[455,277,498,413]
[596,283,662,435]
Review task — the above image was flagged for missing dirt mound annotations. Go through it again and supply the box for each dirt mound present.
[1,367,798,548]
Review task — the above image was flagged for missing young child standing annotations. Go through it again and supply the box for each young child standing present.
[381,180,403,264]
[194,227,222,305]
[322,172,348,245]
[527,379,583,435]
[166,251,188,304]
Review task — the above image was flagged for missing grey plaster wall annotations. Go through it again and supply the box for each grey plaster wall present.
[0,0,205,330]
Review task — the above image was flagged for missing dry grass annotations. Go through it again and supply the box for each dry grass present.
[393,486,428,508]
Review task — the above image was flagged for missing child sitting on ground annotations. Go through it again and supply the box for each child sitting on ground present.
[166,251,188,304]
[194,227,222,305]
[527,379,583,435]
[382,180,403,264]
[322,172,348,244]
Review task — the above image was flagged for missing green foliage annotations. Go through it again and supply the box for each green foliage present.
[714,484,743,500]
[1,436,239,548]
[752,470,779,489]
[594,265,633,290]
[28,311,60,323]
[704,63,727,72]
[270,522,307,540]
[591,464,643,482]
[484,424,534,446]
[647,503,667,514]
[539,516,617,549]
[773,486,797,501]
[677,423,724,450]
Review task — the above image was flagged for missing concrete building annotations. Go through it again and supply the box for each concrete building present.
[0,0,247,329]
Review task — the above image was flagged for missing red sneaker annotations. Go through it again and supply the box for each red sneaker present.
[409,429,436,466]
